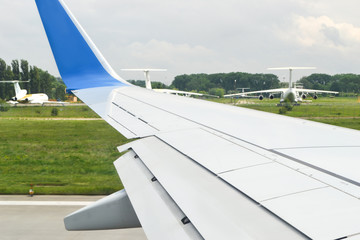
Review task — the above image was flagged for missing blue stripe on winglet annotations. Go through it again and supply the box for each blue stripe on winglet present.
[35,0,127,90]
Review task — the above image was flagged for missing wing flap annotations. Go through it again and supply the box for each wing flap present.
[119,137,306,240]
[114,149,203,240]
[152,128,360,239]
[263,187,360,240]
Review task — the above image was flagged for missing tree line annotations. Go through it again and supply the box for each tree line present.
[128,72,281,97]
[167,72,280,97]
[169,72,360,96]
[299,73,360,94]
[0,59,66,100]
[127,80,168,89]
[3,58,360,100]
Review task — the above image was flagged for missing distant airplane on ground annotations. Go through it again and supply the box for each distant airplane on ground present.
[1,80,66,105]
[1,80,49,104]
[122,69,218,98]
[225,67,338,104]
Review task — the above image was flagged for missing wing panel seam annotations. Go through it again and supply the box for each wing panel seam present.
[107,115,138,136]
[259,186,330,203]
[270,149,360,188]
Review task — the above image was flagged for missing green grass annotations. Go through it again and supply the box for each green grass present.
[210,97,360,130]
[310,118,360,131]
[239,102,360,118]
[0,119,129,195]
[1,97,360,195]
[0,105,100,118]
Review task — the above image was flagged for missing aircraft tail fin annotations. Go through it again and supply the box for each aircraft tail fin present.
[35,0,128,91]
[0,81,27,100]
[13,82,27,99]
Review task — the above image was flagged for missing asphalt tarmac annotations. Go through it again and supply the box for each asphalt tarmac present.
[0,195,147,240]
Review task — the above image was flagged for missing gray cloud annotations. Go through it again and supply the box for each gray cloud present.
[320,24,343,46]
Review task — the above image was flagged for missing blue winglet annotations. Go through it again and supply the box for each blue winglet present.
[35,0,127,91]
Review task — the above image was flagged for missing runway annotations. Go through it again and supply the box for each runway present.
[0,195,147,240]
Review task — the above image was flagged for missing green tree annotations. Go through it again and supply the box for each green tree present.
[55,85,66,100]
[171,72,280,94]
[39,70,53,96]
[299,74,332,90]
[30,66,40,93]
[0,58,7,100]
[209,88,225,97]
[127,80,145,88]
[4,66,15,99]
[11,60,20,80]
[151,81,168,89]
[185,74,212,92]
[20,59,30,92]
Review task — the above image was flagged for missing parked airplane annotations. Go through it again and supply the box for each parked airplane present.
[122,69,218,98]
[225,67,338,103]
[1,80,49,104]
[1,80,67,105]
[35,1,360,239]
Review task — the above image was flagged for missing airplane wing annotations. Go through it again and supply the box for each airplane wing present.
[296,89,339,94]
[224,88,286,97]
[35,1,360,239]
[154,88,219,98]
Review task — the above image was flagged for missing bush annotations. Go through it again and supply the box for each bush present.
[278,99,293,114]
[0,100,10,112]
[51,108,59,116]
[278,107,287,114]
[209,88,225,97]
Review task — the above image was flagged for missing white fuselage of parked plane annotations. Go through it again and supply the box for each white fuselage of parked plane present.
[281,88,297,103]
[16,93,49,104]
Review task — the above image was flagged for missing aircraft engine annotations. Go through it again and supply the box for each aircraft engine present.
[258,95,264,100]
[313,94,318,100]
[269,94,274,99]
[301,94,306,99]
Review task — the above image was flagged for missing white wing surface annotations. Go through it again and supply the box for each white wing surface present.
[297,89,339,94]
[224,88,286,97]
[35,1,360,239]
[154,88,218,98]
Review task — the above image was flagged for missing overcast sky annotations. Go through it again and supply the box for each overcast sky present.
[1,0,360,84]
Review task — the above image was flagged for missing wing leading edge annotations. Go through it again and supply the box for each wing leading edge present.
[35,1,360,239]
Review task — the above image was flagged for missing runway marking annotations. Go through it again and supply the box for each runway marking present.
[0,201,93,206]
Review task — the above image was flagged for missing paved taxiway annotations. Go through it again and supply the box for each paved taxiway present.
[0,195,147,240]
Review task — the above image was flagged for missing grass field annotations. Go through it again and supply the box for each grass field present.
[0,105,100,118]
[0,117,129,195]
[211,96,360,130]
[1,97,360,195]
